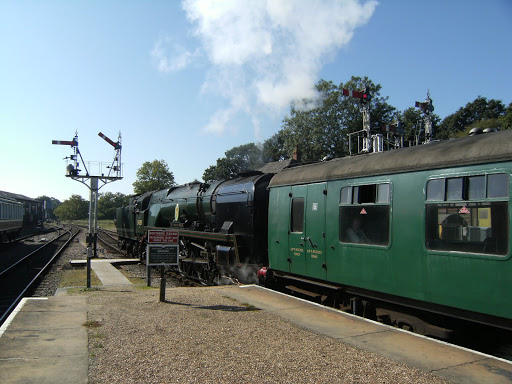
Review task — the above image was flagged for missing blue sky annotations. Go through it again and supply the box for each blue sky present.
[1,0,511,202]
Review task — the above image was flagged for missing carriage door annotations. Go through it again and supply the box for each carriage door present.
[304,183,327,280]
[288,183,327,280]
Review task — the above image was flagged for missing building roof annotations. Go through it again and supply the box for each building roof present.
[0,190,41,203]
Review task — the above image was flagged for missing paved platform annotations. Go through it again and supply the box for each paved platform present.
[70,258,136,286]
[1,265,511,383]
[0,296,88,384]
[217,285,512,384]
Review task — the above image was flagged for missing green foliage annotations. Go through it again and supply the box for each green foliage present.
[36,195,61,220]
[437,96,507,139]
[53,194,89,220]
[262,132,287,162]
[277,76,396,161]
[200,76,510,181]
[133,159,176,194]
[97,192,127,220]
[398,107,441,144]
[203,143,265,182]
[500,102,512,130]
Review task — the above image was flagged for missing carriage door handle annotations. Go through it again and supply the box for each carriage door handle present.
[301,236,316,248]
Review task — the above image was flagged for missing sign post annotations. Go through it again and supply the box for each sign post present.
[146,230,179,302]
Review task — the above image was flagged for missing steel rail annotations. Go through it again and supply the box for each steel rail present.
[0,227,79,325]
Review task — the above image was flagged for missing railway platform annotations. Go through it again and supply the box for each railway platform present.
[0,296,87,384]
[0,261,511,383]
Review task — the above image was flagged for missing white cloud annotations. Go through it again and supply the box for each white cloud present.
[178,0,378,136]
[202,107,236,135]
[151,36,198,73]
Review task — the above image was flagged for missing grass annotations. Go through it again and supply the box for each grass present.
[83,320,102,328]
[59,268,102,288]
[241,303,259,311]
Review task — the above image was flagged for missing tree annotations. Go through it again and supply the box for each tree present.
[53,195,89,220]
[398,107,441,144]
[262,132,288,162]
[437,96,507,139]
[278,77,396,161]
[499,102,512,130]
[37,195,61,221]
[133,159,176,194]
[203,143,265,182]
[98,192,127,220]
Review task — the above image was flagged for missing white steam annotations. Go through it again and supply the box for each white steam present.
[155,0,378,136]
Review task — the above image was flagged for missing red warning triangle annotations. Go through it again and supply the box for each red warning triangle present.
[360,208,368,215]
[459,206,470,214]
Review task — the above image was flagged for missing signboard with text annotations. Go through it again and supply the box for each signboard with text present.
[148,230,179,244]
[146,230,179,266]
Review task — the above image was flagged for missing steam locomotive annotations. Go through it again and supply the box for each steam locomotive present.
[116,130,512,336]
[116,169,284,283]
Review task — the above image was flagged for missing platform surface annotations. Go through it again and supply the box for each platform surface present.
[0,296,88,384]
[1,280,511,383]
[70,258,134,286]
[217,285,512,384]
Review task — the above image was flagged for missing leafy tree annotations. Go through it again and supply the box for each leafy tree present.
[36,195,61,221]
[398,107,441,144]
[53,195,89,220]
[499,102,512,130]
[203,143,265,182]
[278,76,396,161]
[437,96,507,139]
[97,192,127,220]
[262,132,287,162]
[133,159,176,194]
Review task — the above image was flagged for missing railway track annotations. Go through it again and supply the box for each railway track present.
[0,226,79,325]
[97,229,124,254]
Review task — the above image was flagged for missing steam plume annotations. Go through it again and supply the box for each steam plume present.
[158,0,378,136]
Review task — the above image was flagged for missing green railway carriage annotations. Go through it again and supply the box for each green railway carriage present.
[267,130,512,335]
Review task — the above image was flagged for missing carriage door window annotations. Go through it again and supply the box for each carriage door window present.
[291,198,305,233]
[425,174,509,255]
[339,183,390,245]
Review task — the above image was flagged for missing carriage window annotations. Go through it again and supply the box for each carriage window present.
[377,184,390,203]
[340,187,352,204]
[291,198,304,233]
[426,173,509,255]
[427,179,444,201]
[357,184,376,204]
[468,176,485,200]
[488,173,508,198]
[446,178,463,201]
[340,183,390,245]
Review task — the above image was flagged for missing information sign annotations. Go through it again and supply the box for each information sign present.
[146,230,179,266]
[147,245,179,266]
[148,230,179,244]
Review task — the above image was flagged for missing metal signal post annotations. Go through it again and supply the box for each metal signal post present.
[341,87,378,155]
[52,131,123,288]
[415,91,435,144]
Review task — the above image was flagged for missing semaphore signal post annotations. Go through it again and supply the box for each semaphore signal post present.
[52,131,123,288]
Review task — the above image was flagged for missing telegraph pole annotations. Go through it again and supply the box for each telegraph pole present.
[52,132,123,288]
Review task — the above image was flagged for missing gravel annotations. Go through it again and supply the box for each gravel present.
[32,231,87,297]
[35,229,450,383]
[85,286,449,384]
